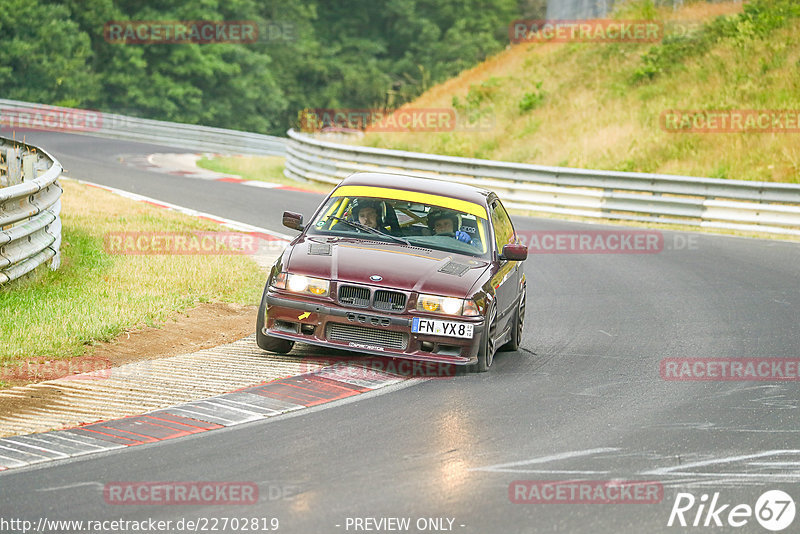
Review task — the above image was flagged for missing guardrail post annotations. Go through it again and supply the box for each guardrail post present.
[6,148,22,186]
[22,154,37,182]
[0,137,63,284]
[0,147,7,188]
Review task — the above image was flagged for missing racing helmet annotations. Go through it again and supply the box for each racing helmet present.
[351,198,384,226]
[427,208,461,234]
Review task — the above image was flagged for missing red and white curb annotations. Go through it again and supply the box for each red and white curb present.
[0,175,429,471]
[121,152,319,193]
[0,361,417,472]
[67,177,292,268]
[0,178,423,473]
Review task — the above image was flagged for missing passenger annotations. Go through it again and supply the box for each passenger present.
[427,209,472,243]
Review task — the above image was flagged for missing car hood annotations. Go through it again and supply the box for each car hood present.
[285,236,489,298]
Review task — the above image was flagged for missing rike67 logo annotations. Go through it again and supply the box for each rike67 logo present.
[668,490,795,531]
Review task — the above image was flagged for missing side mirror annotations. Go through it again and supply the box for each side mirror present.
[282,211,304,231]
[501,243,528,261]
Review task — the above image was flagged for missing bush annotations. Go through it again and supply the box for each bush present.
[519,82,546,112]
[631,0,800,84]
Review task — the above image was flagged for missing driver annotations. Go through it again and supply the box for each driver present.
[427,209,472,243]
[352,199,383,230]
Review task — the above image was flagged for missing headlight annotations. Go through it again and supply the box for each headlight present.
[272,272,329,297]
[270,272,287,289]
[416,294,480,316]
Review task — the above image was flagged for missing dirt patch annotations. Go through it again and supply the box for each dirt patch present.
[89,301,258,367]
[0,302,257,390]
[0,302,259,424]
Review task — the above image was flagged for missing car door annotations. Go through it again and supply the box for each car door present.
[489,198,522,336]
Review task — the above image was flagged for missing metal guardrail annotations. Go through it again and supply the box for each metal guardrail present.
[0,136,63,284]
[285,129,800,236]
[3,99,798,239]
[0,99,286,156]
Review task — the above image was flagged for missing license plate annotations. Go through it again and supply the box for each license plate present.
[412,317,474,339]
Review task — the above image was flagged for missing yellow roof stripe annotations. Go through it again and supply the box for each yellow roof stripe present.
[333,185,487,220]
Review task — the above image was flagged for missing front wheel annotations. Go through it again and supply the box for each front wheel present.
[472,304,497,373]
[500,287,525,352]
[255,286,294,354]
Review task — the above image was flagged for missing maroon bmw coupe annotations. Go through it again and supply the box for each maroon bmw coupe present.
[256,172,527,372]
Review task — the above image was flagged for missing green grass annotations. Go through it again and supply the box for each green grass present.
[360,0,800,183]
[0,180,265,380]
[197,155,334,194]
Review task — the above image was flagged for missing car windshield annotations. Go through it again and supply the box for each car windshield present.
[307,191,490,257]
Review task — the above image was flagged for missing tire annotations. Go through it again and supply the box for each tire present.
[472,303,497,373]
[500,287,525,352]
[255,286,294,354]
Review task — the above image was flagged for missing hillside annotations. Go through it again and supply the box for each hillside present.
[0,0,517,136]
[360,0,800,183]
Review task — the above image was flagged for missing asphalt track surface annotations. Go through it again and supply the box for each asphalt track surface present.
[1,131,799,533]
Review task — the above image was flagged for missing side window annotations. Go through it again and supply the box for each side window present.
[491,200,514,254]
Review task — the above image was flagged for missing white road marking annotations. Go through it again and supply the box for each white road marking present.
[243,181,281,188]
[36,482,104,492]
[655,472,800,479]
[490,469,611,475]
[469,447,620,473]
[642,449,800,476]
[0,439,69,458]
[65,177,293,240]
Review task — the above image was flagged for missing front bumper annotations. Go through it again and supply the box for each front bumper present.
[263,293,484,365]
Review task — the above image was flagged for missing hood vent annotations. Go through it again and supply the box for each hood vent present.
[308,243,332,256]
[398,245,432,253]
[438,261,470,277]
